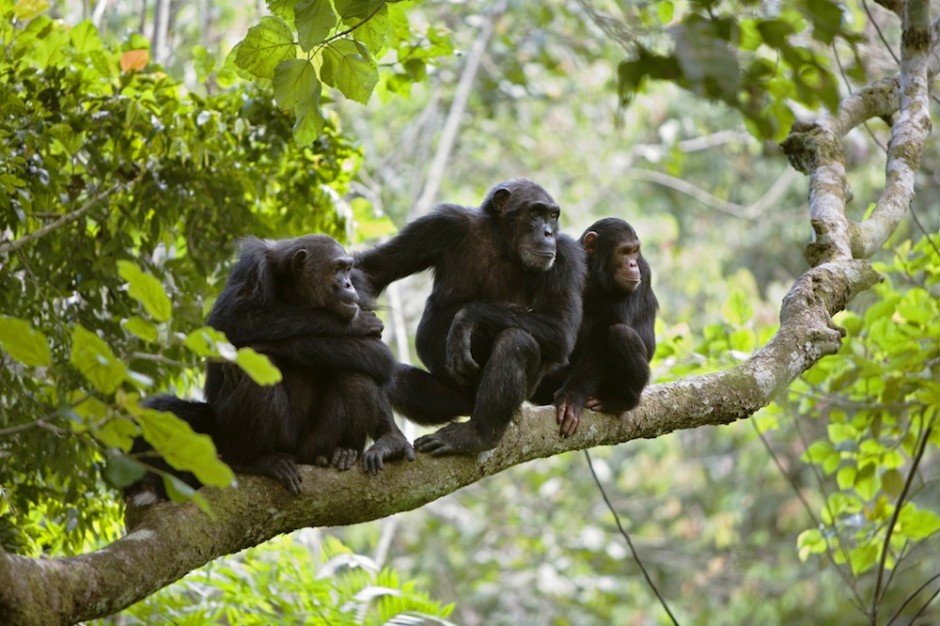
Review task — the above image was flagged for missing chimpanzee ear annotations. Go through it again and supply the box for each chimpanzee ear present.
[582,231,599,254]
[291,249,308,274]
[492,188,511,212]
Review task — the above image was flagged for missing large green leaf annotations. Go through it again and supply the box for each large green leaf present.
[334,0,385,22]
[69,325,127,394]
[273,58,321,111]
[296,0,337,50]
[235,16,297,79]
[133,405,234,488]
[117,261,172,322]
[0,315,52,367]
[235,347,283,386]
[320,39,378,104]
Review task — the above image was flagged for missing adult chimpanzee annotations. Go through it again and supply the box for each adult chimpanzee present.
[130,235,413,500]
[356,179,585,456]
[532,217,658,437]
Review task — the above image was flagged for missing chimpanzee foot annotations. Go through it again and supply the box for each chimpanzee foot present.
[414,421,498,457]
[240,453,302,495]
[362,433,416,474]
[331,448,359,471]
[585,396,604,412]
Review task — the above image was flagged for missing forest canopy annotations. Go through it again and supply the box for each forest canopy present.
[0,1,938,624]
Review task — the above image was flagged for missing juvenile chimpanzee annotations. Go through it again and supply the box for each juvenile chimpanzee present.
[532,217,658,436]
[356,179,586,456]
[130,235,413,500]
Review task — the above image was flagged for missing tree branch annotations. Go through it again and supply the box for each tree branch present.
[0,257,880,625]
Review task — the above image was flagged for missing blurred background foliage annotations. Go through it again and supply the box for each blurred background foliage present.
[0,0,937,624]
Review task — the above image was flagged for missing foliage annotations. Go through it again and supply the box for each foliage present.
[778,236,939,619]
[232,0,454,144]
[0,0,362,553]
[99,535,455,625]
[612,0,857,140]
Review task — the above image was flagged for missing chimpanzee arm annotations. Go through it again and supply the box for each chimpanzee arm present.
[210,303,383,346]
[621,261,659,361]
[448,236,585,364]
[252,337,395,384]
[355,205,471,295]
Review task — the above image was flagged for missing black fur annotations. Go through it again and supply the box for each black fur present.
[357,179,586,455]
[533,218,658,436]
[128,235,413,501]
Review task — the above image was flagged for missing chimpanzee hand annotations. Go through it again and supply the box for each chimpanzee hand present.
[553,389,585,438]
[350,310,384,338]
[362,432,416,475]
[445,310,479,385]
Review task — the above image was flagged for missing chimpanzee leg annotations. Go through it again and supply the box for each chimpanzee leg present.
[362,385,416,474]
[414,328,540,456]
[389,364,475,425]
[595,323,651,413]
[211,366,304,494]
[295,372,363,471]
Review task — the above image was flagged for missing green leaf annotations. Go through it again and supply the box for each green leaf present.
[796,528,826,561]
[836,466,855,490]
[235,347,283,385]
[881,469,904,498]
[0,316,52,367]
[184,326,236,359]
[94,416,139,450]
[349,5,388,54]
[117,261,172,322]
[162,473,213,515]
[897,288,935,325]
[69,325,127,394]
[848,542,879,575]
[802,440,834,464]
[854,462,879,500]
[235,16,296,80]
[133,405,234,488]
[898,503,940,540]
[103,455,147,487]
[293,104,325,144]
[320,39,378,104]
[273,59,321,111]
[14,0,49,20]
[122,316,159,342]
[334,0,384,21]
[655,0,674,24]
[296,0,337,50]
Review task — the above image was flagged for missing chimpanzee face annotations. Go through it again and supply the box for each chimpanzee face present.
[487,180,561,272]
[293,238,360,321]
[516,200,560,271]
[583,224,643,293]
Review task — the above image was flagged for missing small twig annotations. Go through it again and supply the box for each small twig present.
[908,585,940,624]
[625,167,754,220]
[864,0,902,66]
[887,572,940,625]
[751,421,867,611]
[872,416,935,619]
[0,183,128,256]
[584,450,680,625]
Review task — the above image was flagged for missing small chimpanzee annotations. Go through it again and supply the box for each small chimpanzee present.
[356,179,586,456]
[130,235,413,500]
[532,217,658,436]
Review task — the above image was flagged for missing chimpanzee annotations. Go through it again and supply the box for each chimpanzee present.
[356,179,585,456]
[532,217,658,436]
[129,235,414,500]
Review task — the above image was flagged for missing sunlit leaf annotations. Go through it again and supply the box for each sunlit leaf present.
[69,325,127,394]
[320,39,378,104]
[117,261,172,322]
[235,347,283,386]
[119,49,149,72]
[296,0,337,50]
[0,316,52,367]
[236,16,296,79]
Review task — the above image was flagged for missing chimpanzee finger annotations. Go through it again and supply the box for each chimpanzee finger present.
[555,400,567,425]
[403,443,416,461]
[315,455,330,467]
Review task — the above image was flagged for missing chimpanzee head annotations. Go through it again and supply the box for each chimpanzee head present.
[482,178,561,272]
[274,235,360,321]
[581,218,646,293]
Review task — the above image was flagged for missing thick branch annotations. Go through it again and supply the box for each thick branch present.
[0,258,880,625]
[854,1,933,257]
